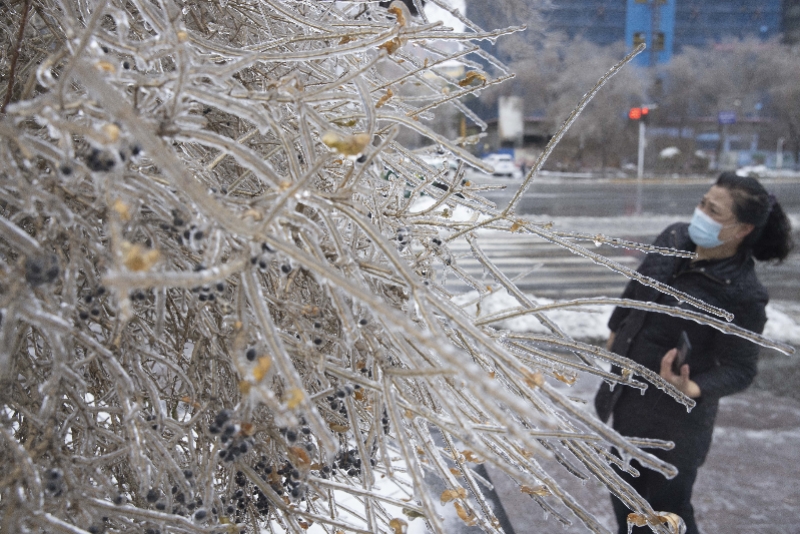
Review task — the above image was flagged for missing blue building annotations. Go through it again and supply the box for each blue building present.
[542,0,785,66]
[543,0,627,45]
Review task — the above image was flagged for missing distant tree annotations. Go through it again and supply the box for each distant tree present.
[480,38,647,171]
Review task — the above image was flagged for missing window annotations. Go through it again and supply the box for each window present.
[633,32,646,47]
[653,32,665,51]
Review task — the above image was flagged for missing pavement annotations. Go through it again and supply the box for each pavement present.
[481,348,800,534]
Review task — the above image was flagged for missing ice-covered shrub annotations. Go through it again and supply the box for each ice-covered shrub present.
[0,1,792,533]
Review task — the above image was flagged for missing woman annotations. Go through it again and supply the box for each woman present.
[594,173,794,534]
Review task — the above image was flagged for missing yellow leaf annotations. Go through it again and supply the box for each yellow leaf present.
[378,37,403,55]
[461,450,483,464]
[177,30,189,43]
[240,422,254,436]
[95,61,116,73]
[253,356,272,382]
[243,209,263,221]
[102,123,121,143]
[339,36,354,45]
[322,131,370,156]
[522,369,544,388]
[520,484,550,496]
[627,513,648,527]
[388,1,409,26]
[440,488,467,503]
[458,71,486,87]
[286,388,303,409]
[389,517,408,534]
[554,371,577,385]
[454,502,478,526]
[329,422,349,433]
[121,241,160,272]
[238,380,251,394]
[112,199,131,221]
[449,467,461,476]
[510,220,523,232]
[288,446,311,468]
[376,88,394,109]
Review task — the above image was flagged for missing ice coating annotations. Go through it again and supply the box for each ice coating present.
[0,1,777,534]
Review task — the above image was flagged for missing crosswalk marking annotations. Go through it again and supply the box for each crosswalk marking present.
[440,233,646,298]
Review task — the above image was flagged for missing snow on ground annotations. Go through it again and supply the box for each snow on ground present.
[452,289,800,347]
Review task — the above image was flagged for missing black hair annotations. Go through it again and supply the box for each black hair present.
[715,172,794,262]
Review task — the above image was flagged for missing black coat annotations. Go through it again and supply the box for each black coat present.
[594,223,768,469]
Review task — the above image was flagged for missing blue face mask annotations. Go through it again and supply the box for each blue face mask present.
[688,208,728,248]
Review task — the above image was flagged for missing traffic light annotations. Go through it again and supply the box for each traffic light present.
[628,107,649,121]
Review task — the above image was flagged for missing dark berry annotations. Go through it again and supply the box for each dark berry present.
[246,348,257,361]
[216,282,225,292]
[183,469,193,479]
[25,254,60,286]
[359,318,368,326]
[59,165,73,175]
[146,489,159,503]
[195,509,207,520]
[286,430,297,442]
[122,61,130,69]
[79,311,89,320]
[280,264,291,274]
[194,231,204,240]
[156,501,166,510]
[214,410,231,426]
[113,494,126,505]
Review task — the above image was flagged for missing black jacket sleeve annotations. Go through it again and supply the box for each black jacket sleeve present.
[692,297,767,400]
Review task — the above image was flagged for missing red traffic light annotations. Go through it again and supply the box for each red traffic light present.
[628,107,649,120]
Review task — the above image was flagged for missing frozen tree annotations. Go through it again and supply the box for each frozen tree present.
[0,2,792,534]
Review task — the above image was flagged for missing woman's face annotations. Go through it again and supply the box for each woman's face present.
[697,185,750,245]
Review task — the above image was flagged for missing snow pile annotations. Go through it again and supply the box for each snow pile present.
[454,290,800,347]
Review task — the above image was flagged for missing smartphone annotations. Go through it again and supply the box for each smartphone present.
[672,331,692,374]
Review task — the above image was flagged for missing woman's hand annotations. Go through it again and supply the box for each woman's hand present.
[660,348,702,399]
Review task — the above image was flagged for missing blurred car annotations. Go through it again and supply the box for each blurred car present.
[482,153,522,179]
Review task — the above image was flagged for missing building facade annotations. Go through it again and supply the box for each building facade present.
[543,0,785,66]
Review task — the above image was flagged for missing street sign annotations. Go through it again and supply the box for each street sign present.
[718,111,737,125]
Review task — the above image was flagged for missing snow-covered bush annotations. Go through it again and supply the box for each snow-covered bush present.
[0,1,791,533]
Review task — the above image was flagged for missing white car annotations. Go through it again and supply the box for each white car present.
[483,154,522,179]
